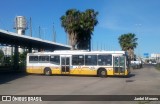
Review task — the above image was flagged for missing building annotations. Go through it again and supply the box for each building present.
[151,53,160,63]
[1,46,12,57]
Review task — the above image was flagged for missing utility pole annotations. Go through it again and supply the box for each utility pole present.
[39,26,41,39]
[53,23,56,42]
[96,42,98,51]
[101,43,102,50]
[30,17,32,37]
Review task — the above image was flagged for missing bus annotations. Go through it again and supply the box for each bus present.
[26,50,130,77]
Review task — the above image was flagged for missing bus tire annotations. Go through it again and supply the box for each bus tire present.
[98,68,107,78]
[44,67,52,76]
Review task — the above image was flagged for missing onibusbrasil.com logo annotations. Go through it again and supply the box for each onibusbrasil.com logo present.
[1,96,42,102]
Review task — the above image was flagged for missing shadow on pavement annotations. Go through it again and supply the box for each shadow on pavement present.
[0,71,27,84]
[108,73,135,78]
[126,73,135,78]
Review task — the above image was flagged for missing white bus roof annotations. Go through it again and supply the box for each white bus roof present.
[28,50,126,55]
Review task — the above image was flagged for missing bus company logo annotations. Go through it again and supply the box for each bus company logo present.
[2,96,11,101]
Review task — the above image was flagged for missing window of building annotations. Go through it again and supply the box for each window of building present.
[98,55,112,66]
[85,55,97,65]
[72,55,84,65]
[50,55,60,65]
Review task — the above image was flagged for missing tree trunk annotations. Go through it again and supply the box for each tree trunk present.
[127,48,134,61]
[69,32,78,50]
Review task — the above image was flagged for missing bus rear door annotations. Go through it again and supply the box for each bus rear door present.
[113,56,125,75]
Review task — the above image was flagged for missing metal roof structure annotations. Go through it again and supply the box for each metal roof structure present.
[0,29,71,51]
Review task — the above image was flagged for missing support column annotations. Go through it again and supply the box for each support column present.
[28,47,32,53]
[14,45,19,70]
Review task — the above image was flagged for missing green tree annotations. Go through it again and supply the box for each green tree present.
[0,49,4,65]
[78,9,98,50]
[60,9,80,50]
[60,9,98,50]
[0,49,4,59]
[11,51,27,66]
[118,33,138,60]
[19,52,27,66]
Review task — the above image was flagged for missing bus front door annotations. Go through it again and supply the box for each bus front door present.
[113,56,125,75]
[61,56,70,74]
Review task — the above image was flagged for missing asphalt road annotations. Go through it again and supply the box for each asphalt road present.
[0,64,160,104]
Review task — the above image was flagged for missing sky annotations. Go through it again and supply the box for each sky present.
[0,0,160,57]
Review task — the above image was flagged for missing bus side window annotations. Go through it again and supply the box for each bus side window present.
[72,55,84,65]
[39,56,49,63]
[29,56,38,63]
[50,55,60,65]
[85,55,97,65]
[98,55,112,66]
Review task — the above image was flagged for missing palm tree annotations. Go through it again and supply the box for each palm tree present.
[78,9,98,50]
[60,9,80,50]
[61,9,98,50]
[118,33,138,60]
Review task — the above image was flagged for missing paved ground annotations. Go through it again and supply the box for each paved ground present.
[0,65,160,104]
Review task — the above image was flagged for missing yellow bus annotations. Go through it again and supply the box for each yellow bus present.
[26,50,130,77]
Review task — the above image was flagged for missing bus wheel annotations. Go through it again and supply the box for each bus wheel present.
[44,68,51,76]
[98,69,107,78]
